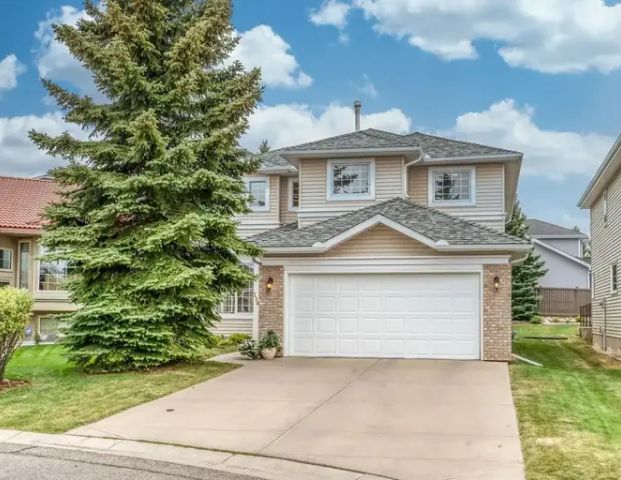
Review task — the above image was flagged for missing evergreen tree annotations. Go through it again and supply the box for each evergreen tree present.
[506,201,547,321]
[258,139,271,153]
[29,0,262,371]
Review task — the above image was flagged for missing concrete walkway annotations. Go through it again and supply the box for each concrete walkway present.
[70,356,525,480]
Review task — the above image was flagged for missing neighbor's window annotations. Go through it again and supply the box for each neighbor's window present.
[38,246,71,291]
[218,266,254,315]
[289,179,299,210]
[246,177,269,210]
[329,160,374,199]
[431,168,475,204]
[0,248,12,271]
[611,263,618,293]
[19,242,30,289]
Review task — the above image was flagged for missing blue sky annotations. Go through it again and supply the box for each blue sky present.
[2,0,621,232]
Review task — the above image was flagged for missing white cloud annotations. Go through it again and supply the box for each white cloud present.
[0,54,26,92]
[35,6,101,98]
[0,112,87,177]
[444,98,614,180]
[352,0,621,73]
[229,25,313,89]
[310,0,352,29]
[357,74,378,98]
[242,103,411,150]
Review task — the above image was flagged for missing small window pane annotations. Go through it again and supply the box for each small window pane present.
[218,294,236,314]
[38,247,71,291]
[332,163,371,196]
[248,180,267,207]
[434,170,471,202]
[291,181,299,208]
[218,265,255,314]
[19,243,30,289]
[0,249,12,270]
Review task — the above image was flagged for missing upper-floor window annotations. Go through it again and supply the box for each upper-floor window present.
[327,159,375,201]
[289,178,299,211]
[611,263,618,294]
[603,187,608,226]
[38,246,71,292]
[245,177,269,211]
[429,167,476,206]
[0,248,12,271]
[18,241,30,289]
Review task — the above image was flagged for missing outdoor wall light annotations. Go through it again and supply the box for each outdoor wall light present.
[493,276,500,290]
[266,277,274,291]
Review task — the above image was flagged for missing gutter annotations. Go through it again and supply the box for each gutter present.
[261,242,531,255]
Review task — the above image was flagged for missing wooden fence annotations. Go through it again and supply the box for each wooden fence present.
[579,303,592,328]
[537,287,592,316]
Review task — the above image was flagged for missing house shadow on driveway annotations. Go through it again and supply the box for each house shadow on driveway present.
[70,356,525,480]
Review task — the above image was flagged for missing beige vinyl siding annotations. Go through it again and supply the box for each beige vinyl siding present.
[408,163,505,230]
[238,175,281,236]
[322,224,436,257]
[280,176,298,225]
[591,164,621,342]
[212,317,253,336]
[298,156,404,227]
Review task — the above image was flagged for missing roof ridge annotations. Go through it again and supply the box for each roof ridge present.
[0,175,55,183]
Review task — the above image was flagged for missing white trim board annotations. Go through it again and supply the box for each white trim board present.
[532,238,591,269]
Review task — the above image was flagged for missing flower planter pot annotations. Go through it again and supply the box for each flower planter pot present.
[261,347,277,360]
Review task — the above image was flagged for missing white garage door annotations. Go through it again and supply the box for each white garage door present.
[289,273,480,359]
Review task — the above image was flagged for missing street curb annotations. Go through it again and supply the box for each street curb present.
[0,429,389,480]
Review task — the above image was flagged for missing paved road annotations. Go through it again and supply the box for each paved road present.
[0,443,262,480]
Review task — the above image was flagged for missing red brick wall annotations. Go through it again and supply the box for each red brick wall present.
[482,264,512,361]
[257,266,284,343]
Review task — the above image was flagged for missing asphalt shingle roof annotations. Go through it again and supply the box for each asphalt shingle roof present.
[526,219,588,238]
[404,132,519,158]
[250,197,527,249]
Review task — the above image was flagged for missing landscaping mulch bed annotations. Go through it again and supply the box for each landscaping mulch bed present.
[0,379,29,393]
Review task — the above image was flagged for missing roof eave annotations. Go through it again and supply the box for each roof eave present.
[280,147,422,166]
[579,133,621,209]
[423,153,522,163]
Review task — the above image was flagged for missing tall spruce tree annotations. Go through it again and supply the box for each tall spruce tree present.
[29,0,262,371]
[506,201,547,321]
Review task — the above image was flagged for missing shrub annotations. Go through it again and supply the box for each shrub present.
[530,316,542,324]
[238,339,260,359]
[0,287,33,380]
[259,330,280,350]
[226,333,251,346]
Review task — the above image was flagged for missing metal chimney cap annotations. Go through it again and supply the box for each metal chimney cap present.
[354,100,362,107]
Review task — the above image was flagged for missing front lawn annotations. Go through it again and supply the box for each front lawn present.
[511,323,621,480]
[0,344,237,433]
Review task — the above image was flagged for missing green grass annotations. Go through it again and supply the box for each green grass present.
[511,323,621,480]
[0,344,238,433]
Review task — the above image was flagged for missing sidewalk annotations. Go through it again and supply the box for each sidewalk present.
[0,429,389,480]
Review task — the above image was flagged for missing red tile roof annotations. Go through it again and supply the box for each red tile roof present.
[0,176,60,232]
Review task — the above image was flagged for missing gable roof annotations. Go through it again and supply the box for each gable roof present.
[255,128,521,171]
[532,238,591,269]
[526,218,588,239]
[250,197,529,253]
[0,176,59,232]
[579,133,621,209]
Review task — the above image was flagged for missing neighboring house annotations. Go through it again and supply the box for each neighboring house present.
[241,115,529,362]
[0,176,76,343]
[579,134,621,354]
[526,218,590,289]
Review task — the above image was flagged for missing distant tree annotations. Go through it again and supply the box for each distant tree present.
[258,139,271,153]
[506,201,547,321]
[29,0,262,371]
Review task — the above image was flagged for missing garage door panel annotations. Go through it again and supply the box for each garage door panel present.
[290,273,480,360]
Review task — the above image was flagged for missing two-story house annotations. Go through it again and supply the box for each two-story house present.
[242,116,529,362]
[526,218,590,289]
[579,134,621,354]
[0,176,76,342]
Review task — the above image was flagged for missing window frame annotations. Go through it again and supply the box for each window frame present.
[218,264,256,317]
[428,166,477,207]
[36,244,70,295]
[17,240,31,290]
[611,263,618,294]
[326,158,376,201]
[0,247,13,272]
[245,176,270,212]
[288,177,300,211]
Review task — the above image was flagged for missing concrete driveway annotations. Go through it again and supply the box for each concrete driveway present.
[71,357,524,480]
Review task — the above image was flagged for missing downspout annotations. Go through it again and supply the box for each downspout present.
[402,155,424,198]
[602,298,607,351]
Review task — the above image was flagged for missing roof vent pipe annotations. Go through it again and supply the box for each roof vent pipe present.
[354,100,362,131]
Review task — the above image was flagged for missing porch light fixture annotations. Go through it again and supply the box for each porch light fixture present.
[266,277,274,292]
[493,276,500,290]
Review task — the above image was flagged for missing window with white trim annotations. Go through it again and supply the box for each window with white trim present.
[18,242,30,289]
[245,177,269,211]
[38,246,71,291]
[430,167,475,205]
[611,263,618,294]
[218,265,254,315]
[0,248,12,271]
[327,160,375,200]
[289,178,299,210]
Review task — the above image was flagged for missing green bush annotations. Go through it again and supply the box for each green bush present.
[0,287,33,380]
[226,333,250,346]
[238,338,260,359]
[259,330,280,349]
[530,316,542,324]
